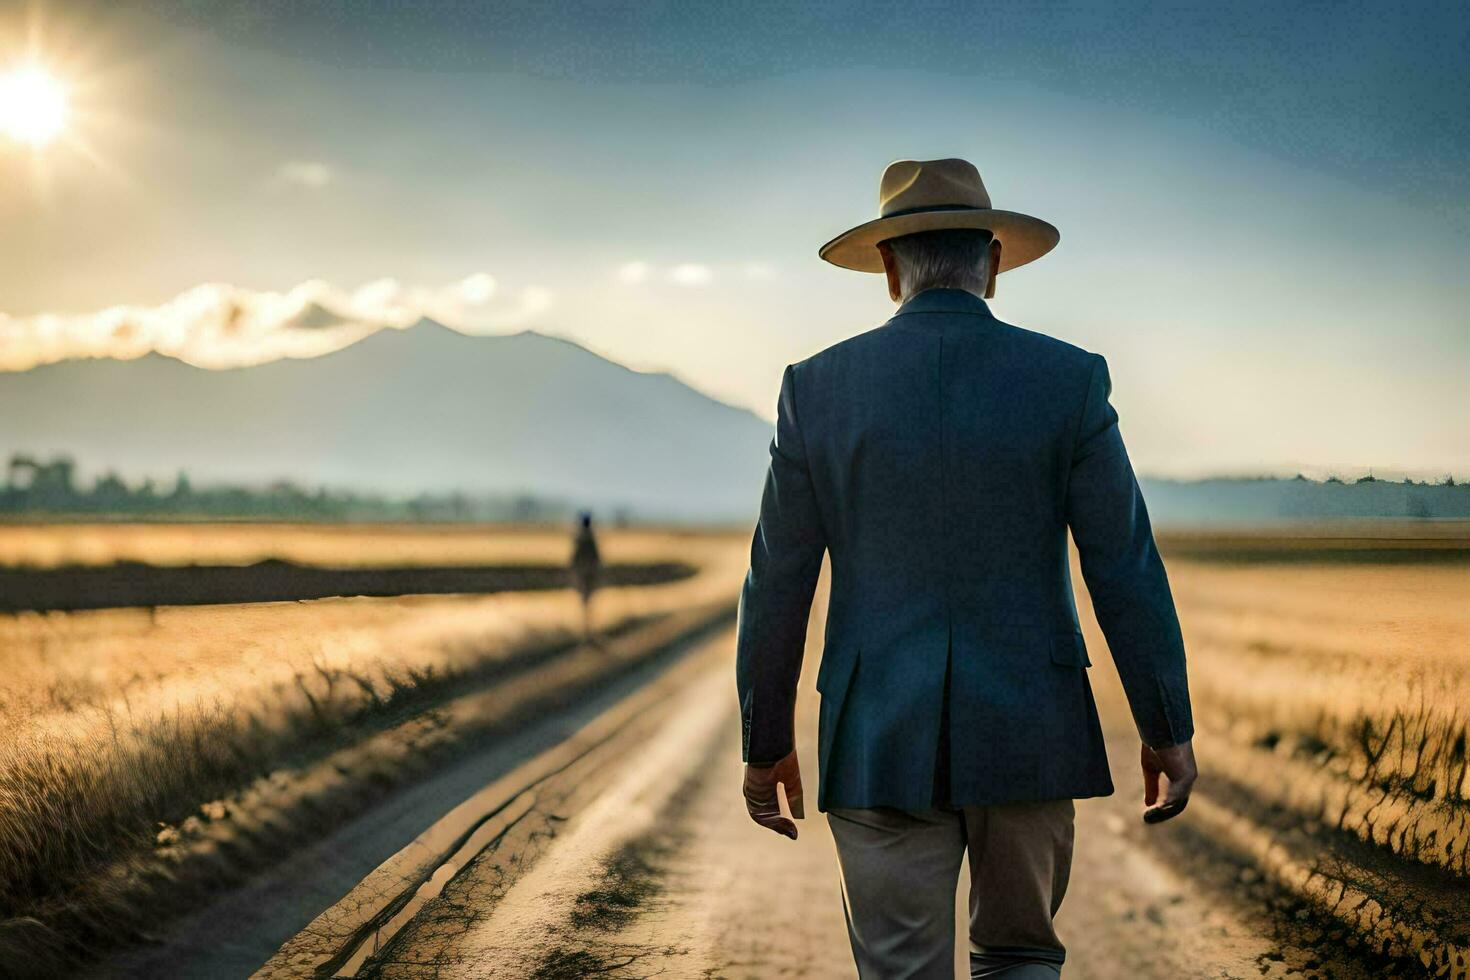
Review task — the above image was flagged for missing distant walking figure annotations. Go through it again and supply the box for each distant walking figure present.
[569,510,601,640]
[736,159,1198,978]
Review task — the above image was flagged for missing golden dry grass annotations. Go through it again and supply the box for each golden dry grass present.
[0,521,739,570]
[1161,550,1469,871]
[0,524,747,971]
[1082,529,1470,970]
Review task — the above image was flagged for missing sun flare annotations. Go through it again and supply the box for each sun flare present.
[0,63,68,148]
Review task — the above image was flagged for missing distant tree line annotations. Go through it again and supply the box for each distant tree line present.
[1139,471,1470,524]
[0,453,627,523]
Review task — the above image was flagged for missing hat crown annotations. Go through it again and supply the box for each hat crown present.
[879,158,991,217]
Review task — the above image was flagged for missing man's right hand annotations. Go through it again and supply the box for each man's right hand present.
[743,750,805,840]
[1141,739,1197,824]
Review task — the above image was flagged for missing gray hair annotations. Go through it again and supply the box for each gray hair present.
[883,228,995,299]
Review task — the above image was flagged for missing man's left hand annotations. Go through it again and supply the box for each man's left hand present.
[743,750,805,839]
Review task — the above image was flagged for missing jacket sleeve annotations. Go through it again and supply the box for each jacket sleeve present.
[1065,354,1194,748]
[736,363,828,764]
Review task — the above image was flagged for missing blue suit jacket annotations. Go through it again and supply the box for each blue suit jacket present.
[736,288,1193,811]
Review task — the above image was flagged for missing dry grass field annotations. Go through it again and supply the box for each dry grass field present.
[0,524,747,974]
[0,522,734,570]
[0,521,1466,976]
[1105,525,1470,974]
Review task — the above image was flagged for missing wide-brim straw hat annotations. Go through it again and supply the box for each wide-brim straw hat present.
[819,158,1059,274]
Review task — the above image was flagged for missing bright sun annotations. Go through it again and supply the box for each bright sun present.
[0,63,68,148]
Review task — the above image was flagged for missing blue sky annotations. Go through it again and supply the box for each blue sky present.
[1,1,1467,478]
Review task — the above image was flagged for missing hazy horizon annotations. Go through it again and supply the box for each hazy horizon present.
[4,314,1465,488]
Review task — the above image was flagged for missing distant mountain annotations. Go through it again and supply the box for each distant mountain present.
[0,322,775,521]
[6,329,1464,526]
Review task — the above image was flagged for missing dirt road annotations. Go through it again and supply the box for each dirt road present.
[283,619,1354,980]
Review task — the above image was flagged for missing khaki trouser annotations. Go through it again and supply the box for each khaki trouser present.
[828,800,1075,979]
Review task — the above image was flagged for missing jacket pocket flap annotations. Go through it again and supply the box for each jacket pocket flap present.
[1050,631,1092,668]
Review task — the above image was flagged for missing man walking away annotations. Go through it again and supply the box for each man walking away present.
[569,510,601,642]
[736,158,1198,978]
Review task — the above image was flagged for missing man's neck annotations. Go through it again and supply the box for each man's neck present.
[899,284,988,305]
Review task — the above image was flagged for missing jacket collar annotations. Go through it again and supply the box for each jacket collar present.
[892,287,993,320]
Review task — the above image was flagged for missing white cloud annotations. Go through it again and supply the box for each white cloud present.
[272,160,334,189]
[459,271,496,305]
[0,274,554,371]
[742,262,777,280]
[616,261,652,285]
[666,263,714,287]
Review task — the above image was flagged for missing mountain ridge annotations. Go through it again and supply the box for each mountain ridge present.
[8,324,1464,525]
[0,321,775,521]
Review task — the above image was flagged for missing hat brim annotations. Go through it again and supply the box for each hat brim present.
[819,208,1059,274]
